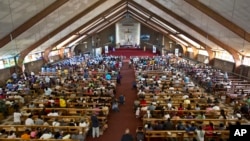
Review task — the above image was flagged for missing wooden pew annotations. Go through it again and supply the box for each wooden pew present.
[22,108,108,116]
[0,125,84,135]
[142,118,245,125]
[145,130,229,141]
[21,115,107,125]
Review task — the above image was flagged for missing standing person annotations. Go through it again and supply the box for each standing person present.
[91,113,100,138]
[117,72,122,85]
[195,126,205,141]
[13,109,22,125]
[121,128,134,141]
[135,107,141,118]
[119,94,125,105]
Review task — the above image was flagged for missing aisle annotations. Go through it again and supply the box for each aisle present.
[87,62,142,141]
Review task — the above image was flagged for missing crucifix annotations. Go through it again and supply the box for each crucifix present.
[124,28,132,44]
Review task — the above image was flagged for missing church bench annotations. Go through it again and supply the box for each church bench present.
[22,107,108,116]
[0,125,84,134]
[0,139,75,141]
[142,118,245,125]
[141,103,215,109]
[144,130,229,141]
[150,109,232,119]
[143,97,203,101]
[142,92,206,97]
[21,115,107,123]
[43,95,112,100]
[33,101,111,108]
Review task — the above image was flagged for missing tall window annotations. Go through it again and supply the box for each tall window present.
[0,60,4,69]
[215,51,234,62]
[198,49,208,56]
[187,47,193,52]
[242,57,250,66]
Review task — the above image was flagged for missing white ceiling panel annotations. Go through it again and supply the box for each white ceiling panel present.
[152,0,250,56]
[0,0,99,58]
[30,0,122,54]
[199,0,250,32]
[0,0,56,38]
[134,0,223,50]
[1,0,250,60]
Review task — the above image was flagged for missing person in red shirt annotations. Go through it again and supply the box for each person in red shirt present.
[140,98,147,107]
[204,122,214,136]
[177,103,184,117]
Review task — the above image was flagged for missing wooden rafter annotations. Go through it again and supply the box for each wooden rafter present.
[0,0,69,48]
[130,13,189,57]
[184,0,250,42]
[128,1,215,63]
[147,0,240,69]
[42,1,127,62]
[17,0,107,67]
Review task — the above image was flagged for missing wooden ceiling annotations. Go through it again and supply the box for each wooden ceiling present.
[0,0,250,65]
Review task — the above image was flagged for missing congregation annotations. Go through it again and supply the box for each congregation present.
[0,54,249,141]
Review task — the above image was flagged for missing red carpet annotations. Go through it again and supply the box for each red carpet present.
[107,48,159,60]
[86,62,142,141]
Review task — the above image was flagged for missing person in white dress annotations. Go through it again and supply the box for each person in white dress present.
[135,107,140,118]
[195,126,205,141]
[13,109,22,125]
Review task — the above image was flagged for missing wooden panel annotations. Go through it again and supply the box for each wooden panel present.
[147,0,240,68]
[43,1,127,62]
[17,0,107,67]
[184,0,250,42]
[0,0,69,48]
[213,58,234,72]
[129,1,217,64]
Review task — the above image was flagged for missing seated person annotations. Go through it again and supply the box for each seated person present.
[40,130,53,139]
[184,98,190,104]
[44,87,52,96]
[47,110,59,116]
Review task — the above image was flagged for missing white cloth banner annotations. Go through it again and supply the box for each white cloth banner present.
[152,46,156,53]
[105,46,109,53]
[175,48,179,56]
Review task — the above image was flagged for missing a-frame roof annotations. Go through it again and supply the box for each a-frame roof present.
[0,0,250,62]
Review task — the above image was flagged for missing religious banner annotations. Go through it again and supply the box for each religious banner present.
[105,46,109,53]
[175,48,179,56]
[152,45,156,53]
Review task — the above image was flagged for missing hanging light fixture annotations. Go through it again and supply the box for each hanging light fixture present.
[240,32,245,53]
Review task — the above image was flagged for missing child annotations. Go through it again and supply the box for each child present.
[135,107,141,118]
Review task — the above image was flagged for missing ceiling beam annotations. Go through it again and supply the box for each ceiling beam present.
[0,0,69,48]
[42,1,127,62]
[17,0,107,67]
[73,13,125,45]
[184,0,250,42]
[95,13,126,34]
[129,10,168,34]
[47,1,126,49]
[65,11,126,47]
[130,13,189,56]
[147,0,240,69]
[128,2,214,58]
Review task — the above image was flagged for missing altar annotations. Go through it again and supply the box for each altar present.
[115,16,140,48]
